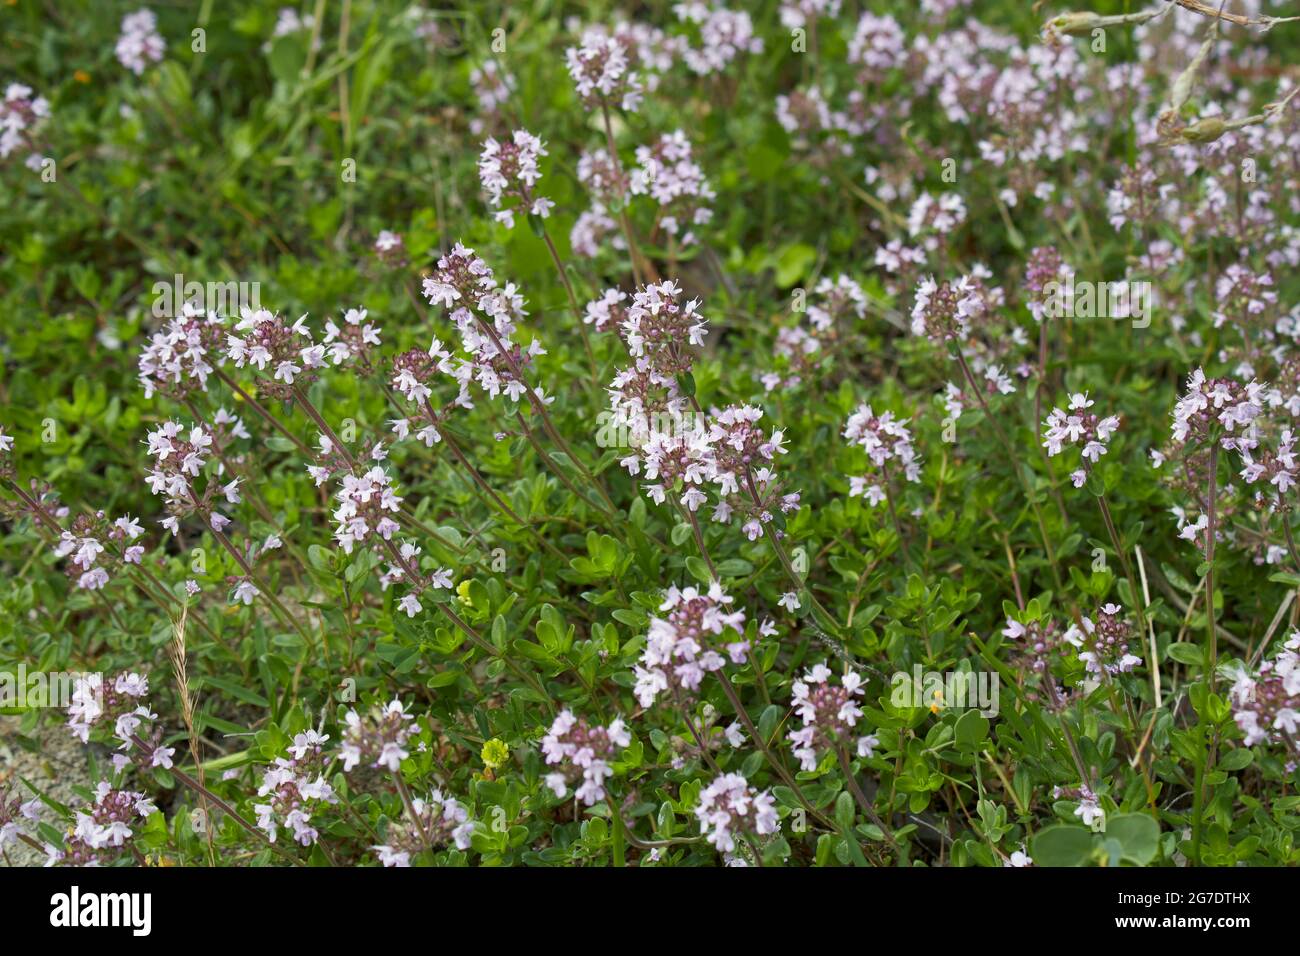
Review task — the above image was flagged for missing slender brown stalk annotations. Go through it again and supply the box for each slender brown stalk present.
[835,742,901,857]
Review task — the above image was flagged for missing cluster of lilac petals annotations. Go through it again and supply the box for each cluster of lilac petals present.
[842,404,921,506]
[566,31,643,111]
[340,699,417,773]
[1,83,51,169]
[911,275,985,344]
[674,4,763,75]
[1041,393,1121,488]
[371,789,475,866]
[1170,368,1264,450]
[695,772,778,854]
[630,132,715,246]
[48,783,157,867]
[633,582,748,706]
[137,301,225,399]
[254,730,338,846]
[422,243,549,408]
[67,672,175,772]
[787,664,878,772]
[478,129,552,228]
[52,512,145,591]
[225,307,324,399]
[541,710,630,806]
[116,9,165,75]
[1230,631,1300,748]
[1063,604,1143,677]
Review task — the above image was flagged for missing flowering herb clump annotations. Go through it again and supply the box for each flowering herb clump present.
[10,0,1300,877]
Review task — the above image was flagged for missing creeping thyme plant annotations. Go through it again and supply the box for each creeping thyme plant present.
[5,0,1300,870]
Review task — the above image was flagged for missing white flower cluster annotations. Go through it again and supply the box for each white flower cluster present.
[322,307,382,367]
[674,4,763,75]
[225,307,330,399]
[541,709,630,806]
[56,783,157,866]
[67,672,175,771]
[634,582,748,706]
[423,243,550,408]
[372,789,475,866]
[52,513,145,591]
[331,464,403,554]
[138,302,225,399]
[1041,392,1121,488]
[468,60,515,135]
[695,772,778,853]
[1230,631,1300,747]
[911,275,984,343]
[1170,368,1264,451]
[630,132,715,246]
[787,664,879,772]
[478,129,553,228]
[116,9,166,75]
[339,698,416,773]
[143,419,245,540]
[254,730,338,846]
[842,404,921,506]
[566,31,642,112]
[1064,604,1142,677]
[1,83,51,169]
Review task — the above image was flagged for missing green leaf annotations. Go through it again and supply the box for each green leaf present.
[954,710,990,749]
[1166,642,1203,667]
[835,791,855,830]
[1030,825,1095,866]
[1105,813,1159,865]
[685,556,713,585]
[1218,748,1253,771]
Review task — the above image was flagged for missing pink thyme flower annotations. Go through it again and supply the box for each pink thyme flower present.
[787,663,877,771]
[468,60,515,136]
[541,710,630,806]
[695,772,778,854]
[1041,392,1121,488]
[633,582,748,706]
[371,789,475,865]
[253,730,337,846]
[1064,603,1142,677]
[911,275,984,344]
[630,132,715,247]
[1229,630,1300,748]
[675,4,763,76]
[422,243,548,408]
[339,698,416,773]
[584,288,630,333]
[137,301,226,399]
[66,671,173,771]
[48,782,157,867]
[704,404,798,535]
[50,511,147,592]
[372,230,406,266]
[566,31,642,112]
[115,9,166,75]
[1170,368,1264,451]
[225,307,323,401]
[322,306,382,370]
[843,404,921,505]
[478,129,551,229]
[0,83,51,167]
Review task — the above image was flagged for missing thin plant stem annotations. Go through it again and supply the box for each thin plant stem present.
[835,742,901,858]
